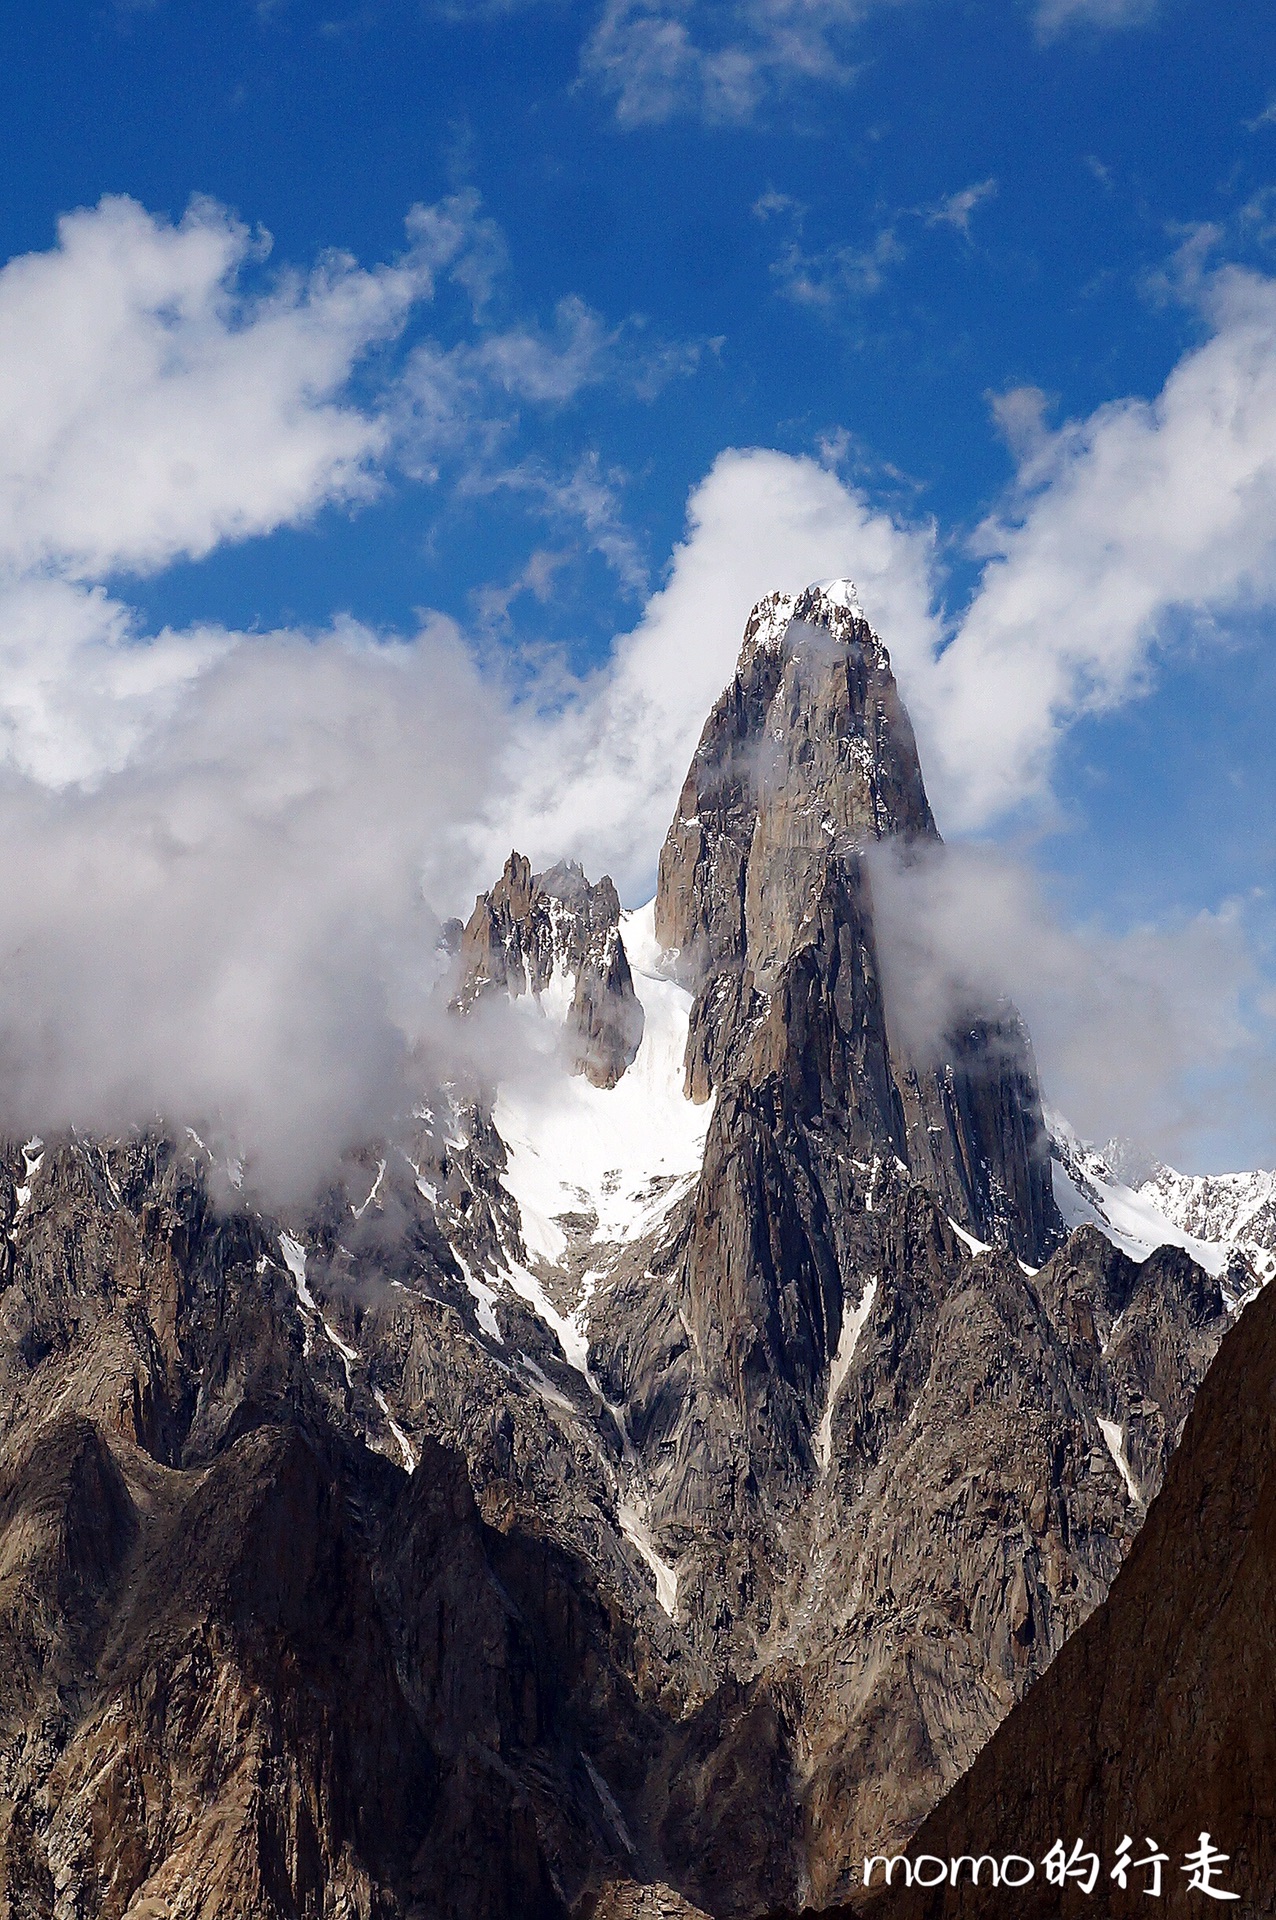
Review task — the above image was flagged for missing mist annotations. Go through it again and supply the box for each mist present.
[867,839,1272,1173]
[1,191,1274,1193]
[0,621,517,1201]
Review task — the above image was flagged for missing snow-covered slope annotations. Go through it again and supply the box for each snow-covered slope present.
[493,899,712,1262]
[1140,1164,1276,1284]
[1049,1112,1274,1300]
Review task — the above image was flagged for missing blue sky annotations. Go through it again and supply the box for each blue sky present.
[0,0,1274,1173]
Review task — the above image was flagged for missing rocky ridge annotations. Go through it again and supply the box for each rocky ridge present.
[1051,1117,1274,1298]
[454,852,645,1090]
[0,581,1246,1918]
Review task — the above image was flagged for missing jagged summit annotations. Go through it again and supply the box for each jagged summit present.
[1050,1110,1276,1298]
[659,578,934,997]
[455,850,644,1088]
[737,578,878,670]
[647,576,1057,1262]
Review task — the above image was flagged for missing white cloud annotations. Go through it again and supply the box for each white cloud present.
[762,180,995,311]
[488,446,937,896]
[0,190,722,1190]
[7,192,1276,1184]
[1033,0,1156,36]
[400,288,699,436]
[868,841,1268,1169]
[926,177,998,236]
[580,0,868,127]
[911,265,1276,828]
[1,414,1274,1184]
[987,383,1054,465]
[0,190,692,603]
[770,226,904,305]
[0,617,508,1200]
[0,195,433,582]
[581,0,1150,128]
[0,579,228,787]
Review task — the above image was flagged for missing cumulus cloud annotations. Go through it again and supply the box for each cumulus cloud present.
[0,619,509,1201]
[909,265,1276,828]
[0,195,432,582]
[5,194,1276,1186]
[0,191,703,1194]
[485,445,938,897]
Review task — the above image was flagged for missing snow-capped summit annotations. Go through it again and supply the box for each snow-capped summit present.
[1049,1111,1275,1301]
[809,575,865,617]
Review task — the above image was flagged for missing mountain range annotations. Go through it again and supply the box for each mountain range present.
[0,582,1265,1918]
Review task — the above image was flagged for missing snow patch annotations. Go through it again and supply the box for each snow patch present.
[503,1259,593,1380]
[617,1500,679,1617]
[494,899,712,1258]
[13,1136,45,1215]
[279,1232,357,1384]
[1050,1153,1227,1275]
[374,1389,418,1472]
[518,1351,577,1415]
[279,1232,317,1310]
[1098,1415,1142,1506]
[817,1276,878,1475]
[451,1249,503,1343]
[811,576,865,617]
[351,1158,386,1220]
[582,1756,636,1857]
[948,1216,991,1258]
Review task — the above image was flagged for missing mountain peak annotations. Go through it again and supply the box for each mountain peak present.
[659,577,932,993]
[737,577,881,673]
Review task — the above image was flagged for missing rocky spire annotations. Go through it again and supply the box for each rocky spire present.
[653,581,1059,1264]
[456,852,644,1089]
[656,581,937,993]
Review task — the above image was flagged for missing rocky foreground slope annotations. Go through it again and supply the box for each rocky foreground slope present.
[0,583,1251,1917]
[788,1249,1276,1919]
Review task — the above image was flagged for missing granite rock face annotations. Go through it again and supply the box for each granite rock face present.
[655,584,1057,1267]
[0,583,1245,1918]
[656,585,937,993]
[458,852,644,1089]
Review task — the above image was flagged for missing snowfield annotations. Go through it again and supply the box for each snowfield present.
[493,899,713,1263]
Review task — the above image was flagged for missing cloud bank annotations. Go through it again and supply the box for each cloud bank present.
[0,199,1274,1183]
[868,841,1264,1168]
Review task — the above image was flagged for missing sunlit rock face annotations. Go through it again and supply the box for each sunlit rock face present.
[0,583,1247,1919]
[656,582,937,995]
[657,580,1058,1268]
[456,850,645,1090]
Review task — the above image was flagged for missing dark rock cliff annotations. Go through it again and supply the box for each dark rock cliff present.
[782,1265,1276,1919]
